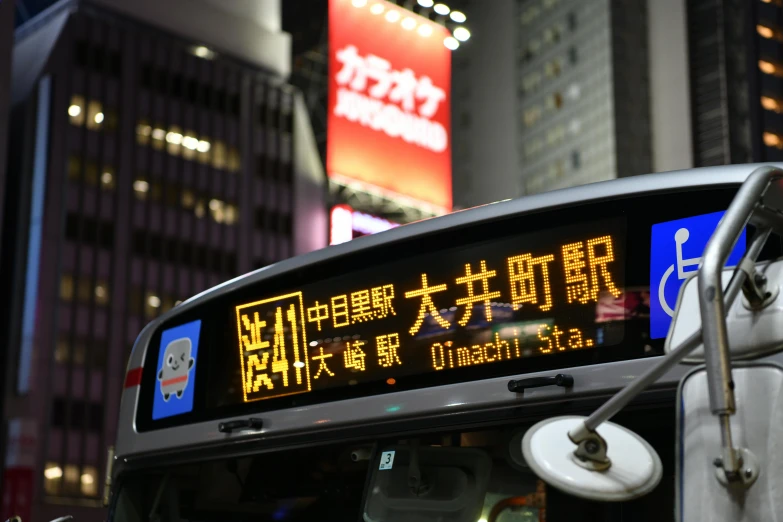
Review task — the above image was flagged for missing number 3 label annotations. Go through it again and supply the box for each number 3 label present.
[379,450,395,470]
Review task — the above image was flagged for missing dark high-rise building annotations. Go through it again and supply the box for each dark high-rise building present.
[0,0,12,247]
[0,1,325,520]
[449,0,694,209]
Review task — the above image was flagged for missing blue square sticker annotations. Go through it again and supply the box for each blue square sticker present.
[650,211,745,339]
[153,320,202,420]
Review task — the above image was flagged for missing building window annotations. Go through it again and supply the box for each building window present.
[571,150,581,169]
[546,92,563,110]
[544,59,561,79]
[86,100,104,130]
[764,131,783,148]
[43,462,99,498]
[759,60,779,76]
[58,274,111,305]
[568,46,578,65]
[568,12,577,31]
[68,95,85,126]
[69,94,115,131]
[761,96,782,113]
[60,275,74,301]
[100,165,115,190]
[521,4,541,26]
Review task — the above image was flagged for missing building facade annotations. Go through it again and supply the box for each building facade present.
[0,1,325,520]
[450,0,701,208]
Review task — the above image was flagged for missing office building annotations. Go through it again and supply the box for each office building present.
[450,0,695,208]
[0,1,325,520]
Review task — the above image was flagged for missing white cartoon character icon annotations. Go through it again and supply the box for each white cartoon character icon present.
[157,338,194,401]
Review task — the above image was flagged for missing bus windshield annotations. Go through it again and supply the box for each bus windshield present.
[111,404,674,522]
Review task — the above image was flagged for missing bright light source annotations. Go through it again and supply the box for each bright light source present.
[148,295,161,308]
[760,60,777,74]
[197,140,211,153]
[137,124,151,136]
[402,17,417,30]
[175,300,182,306]
[44,466,63,480]
[193,46,213,59]
[453,27,471,41]
[370,2,385,14]
[151,128,165,140]
[444,36,459,50]
[478,518,488,522]
[101,172,113,185]
[81,473,94,485]
[433,3,450,15]
[68,105,81,117]
[450,10,466,22]
[330,205,353,245]
[182,136,199,150]
[762,96,780,112]
[418,24,433,37]
[352,0,367,6]
[385,9,401,22]
[764,131,781,147]
[294,361,305,368]
[418,0,434,6]
[166,132,183,145]
[209,198,222,211]
[757,24,775,39]
[94,112,104,124]
[133,180,149,193]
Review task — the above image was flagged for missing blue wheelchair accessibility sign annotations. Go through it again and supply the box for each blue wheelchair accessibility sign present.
[650,211,746,339]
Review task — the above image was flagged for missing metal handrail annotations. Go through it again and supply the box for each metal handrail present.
[568,165,783,483]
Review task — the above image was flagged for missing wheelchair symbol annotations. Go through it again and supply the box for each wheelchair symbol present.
[658,227,701,317]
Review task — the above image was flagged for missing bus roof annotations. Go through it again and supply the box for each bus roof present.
[115,163,780,462]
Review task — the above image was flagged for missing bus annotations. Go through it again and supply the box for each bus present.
[99,163,783,522]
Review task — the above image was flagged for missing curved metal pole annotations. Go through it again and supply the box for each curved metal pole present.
[574,227,771,436]
[699,166,783,474]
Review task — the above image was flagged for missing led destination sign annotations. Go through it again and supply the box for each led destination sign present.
[233,219,626,404]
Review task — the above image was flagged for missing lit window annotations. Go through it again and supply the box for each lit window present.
[145,292,161,318]
[197,138,212,164]
[761,96,781,113]
[757,24,775,39]
[166,125,183,156]
[133,178,150,198]
[136,120,152,145]
[55,337,69,364]
[224,204,238,225]
[44,463,63,495]
[194,199,206,218]
[100,166,115,191]
[181,189,195,209]
[151,125,166,151]
[212,141,227,170]
[68,95,85,126]
[86,101,104,130]
[182,132,199,160]
[95,281,110,305]
[764,131,782,148]
[227,147,241,173]
[81,466,98,497]
[60,275,74,301]
[759,60,778,75]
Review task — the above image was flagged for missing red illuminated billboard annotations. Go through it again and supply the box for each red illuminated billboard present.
[328,0,452,212]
